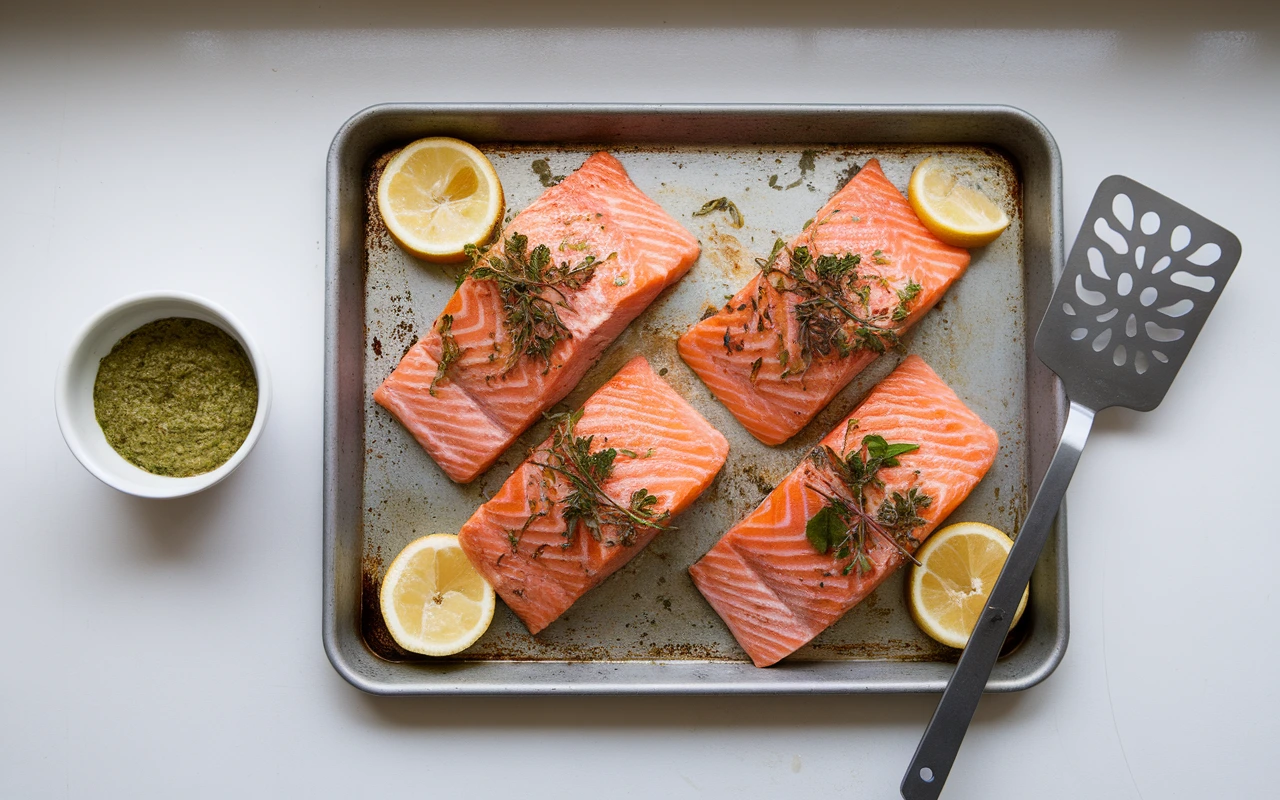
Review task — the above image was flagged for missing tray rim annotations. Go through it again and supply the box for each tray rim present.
[323,102,1068,696]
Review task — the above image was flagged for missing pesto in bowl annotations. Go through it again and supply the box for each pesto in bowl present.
[56,291,271,499]
[93,318,258,477]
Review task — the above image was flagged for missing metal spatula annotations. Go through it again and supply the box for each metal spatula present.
[900,176,1242,799]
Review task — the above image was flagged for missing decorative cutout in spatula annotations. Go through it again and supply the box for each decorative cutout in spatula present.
[901,176,1241,799]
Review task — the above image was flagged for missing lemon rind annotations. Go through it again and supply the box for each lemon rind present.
[376,137,505,263]
[907,157,1010,249]
[907,522,1028,649]
[378,533,496,657]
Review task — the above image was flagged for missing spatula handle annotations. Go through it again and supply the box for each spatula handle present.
[901,400,1095,800]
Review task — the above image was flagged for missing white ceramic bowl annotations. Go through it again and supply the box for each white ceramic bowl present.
[55,291,271,498]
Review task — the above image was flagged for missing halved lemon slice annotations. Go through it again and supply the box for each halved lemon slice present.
[379,533,495,656]
[907,521,1027,649]
[376,137,504,262]
[908,156,1010,248]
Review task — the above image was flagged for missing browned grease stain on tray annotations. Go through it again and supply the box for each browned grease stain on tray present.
[360,551,412,661]
[358,141,1031,667]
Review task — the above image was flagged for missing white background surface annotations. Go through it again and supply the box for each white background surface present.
[3,2,1276,797]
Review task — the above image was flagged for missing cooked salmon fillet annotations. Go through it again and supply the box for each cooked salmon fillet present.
[375,152,701,483]
[689,355,997,667]
[459,356,729,635]
[677,159,970,446]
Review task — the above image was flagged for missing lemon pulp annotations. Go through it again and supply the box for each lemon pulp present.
[379,533,495,656]
[376,137,504,262]
[907,522,1027,649]
[907,156,1010,248]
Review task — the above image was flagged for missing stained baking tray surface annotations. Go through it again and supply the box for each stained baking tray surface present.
[324,104,1066,695]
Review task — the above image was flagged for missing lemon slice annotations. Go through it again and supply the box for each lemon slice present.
[907,156,1010,248]
[378,533,495,656]
[907,522,1028,649]
[376,137,504,262]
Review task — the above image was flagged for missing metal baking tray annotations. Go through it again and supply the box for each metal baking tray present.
[324,104,1066,695]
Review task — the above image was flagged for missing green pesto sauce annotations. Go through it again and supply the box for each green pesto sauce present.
[93,318,258,477]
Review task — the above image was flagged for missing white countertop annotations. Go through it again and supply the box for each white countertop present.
[3,3,1276,797]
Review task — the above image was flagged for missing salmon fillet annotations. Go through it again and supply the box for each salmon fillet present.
[689,355,997,667]
[677,159,970,446]
[375,152,701,483]
[459,356,729,635]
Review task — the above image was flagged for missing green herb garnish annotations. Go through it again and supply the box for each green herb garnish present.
[768,149,819,191]
[755,239,922,377]
[526,410,671,549]
[693,197,744,228]
[531,159,564,187]
[786,148,818,189]
[462,232,609,376]
[430,314,461,396]
[892,281,922,322]
[803,432,933,575]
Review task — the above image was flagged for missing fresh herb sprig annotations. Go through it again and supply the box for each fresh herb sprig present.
[692,196,744,228]
[754,239,922,378]
[524,410,670,549]
[430,314,461,396]
[804,433,933,575]
[461,232,610,376]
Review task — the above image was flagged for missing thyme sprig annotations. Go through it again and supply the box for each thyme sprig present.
[755,239,922,378]
[430,314,461,396]
[523,409,670,549]
[462,232,610,376]
[804,433,933,576]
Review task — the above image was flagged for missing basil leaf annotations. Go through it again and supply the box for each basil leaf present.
[879,442,920,465]
[805,506,845,554]
[862,434,888,461]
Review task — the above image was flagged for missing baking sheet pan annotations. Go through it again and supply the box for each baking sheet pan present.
[324,104,1066,694]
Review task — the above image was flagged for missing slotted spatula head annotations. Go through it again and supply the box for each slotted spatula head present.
[1035,175,1241,412]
